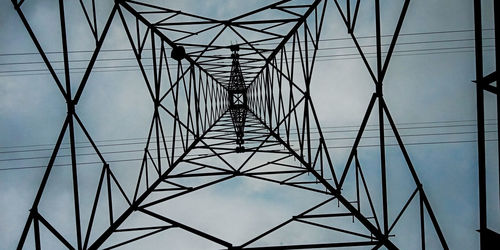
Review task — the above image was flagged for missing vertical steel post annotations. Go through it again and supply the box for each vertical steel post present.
[374,0,388,237]
[58,0,83,249]
[473,0,486,249]
[495,0,500,210]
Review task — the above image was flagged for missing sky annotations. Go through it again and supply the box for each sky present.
[0,0,498,249]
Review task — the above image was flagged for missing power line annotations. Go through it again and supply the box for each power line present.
[0,46,492,76]
[0,120,497,162]
[257,28,496,45]
[314,49,492,62]
[0,37,494,67]
[0,29,494,77]
[0,120,496,152]
[0,138,496,172]
[0,129,496,162]
[0,28,492,57]
[0,48,487,78]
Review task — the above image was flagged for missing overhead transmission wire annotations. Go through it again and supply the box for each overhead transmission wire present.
[0,37,495,67]
[0,44,494,74]
[0,29,495,77]
[0,28,494,57]
[0,120,497,171]
[0,130,497,162]
[0,45,491,76]
[0,118,496,150]
[0,139,497,171]
[0,127,495,156]
[0,37,493,65]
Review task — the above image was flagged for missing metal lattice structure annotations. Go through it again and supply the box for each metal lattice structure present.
[12,0,452,249]
[473,0,500,248]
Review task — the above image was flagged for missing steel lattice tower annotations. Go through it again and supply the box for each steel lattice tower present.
[12,0,452,249]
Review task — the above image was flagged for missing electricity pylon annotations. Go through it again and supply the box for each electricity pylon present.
[12,0,449,249]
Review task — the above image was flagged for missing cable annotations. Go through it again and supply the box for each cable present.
[0,28,494,57]
[0,129,496,162]
[0,120,496,152]
[0,31,494,77]
[0,37,494,67]
[0,46,493,76]
[256,28,496,45]
[0,120,497,161]
[313,49,491,62]
[0,47,485,77]
[0,138,496,172]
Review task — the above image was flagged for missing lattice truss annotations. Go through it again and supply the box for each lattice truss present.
[12,0,449,249]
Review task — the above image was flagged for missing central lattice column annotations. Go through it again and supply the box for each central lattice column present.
[227,45,248,152]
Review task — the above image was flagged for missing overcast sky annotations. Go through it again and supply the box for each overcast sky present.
[0,0,498,249]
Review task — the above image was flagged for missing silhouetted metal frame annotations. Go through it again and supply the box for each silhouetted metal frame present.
[248,0,448,248]
[13,0,228,248]
[11,0,452,249]
[88,2,231,248]
[13,0,118,249]
[473,0,500,248]
[330,0,449,248]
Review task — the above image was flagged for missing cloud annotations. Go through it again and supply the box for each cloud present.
[0,1,491,249]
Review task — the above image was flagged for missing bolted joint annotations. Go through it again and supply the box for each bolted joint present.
[235,146,245,153]
[28,207,38,215]
[304,90,311,99]
[233,170,241,176]
[153,99,161,108]
[66,101,75,115]
[229,44,239,52]
[375,83,383,96]
[416,183,423,191]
